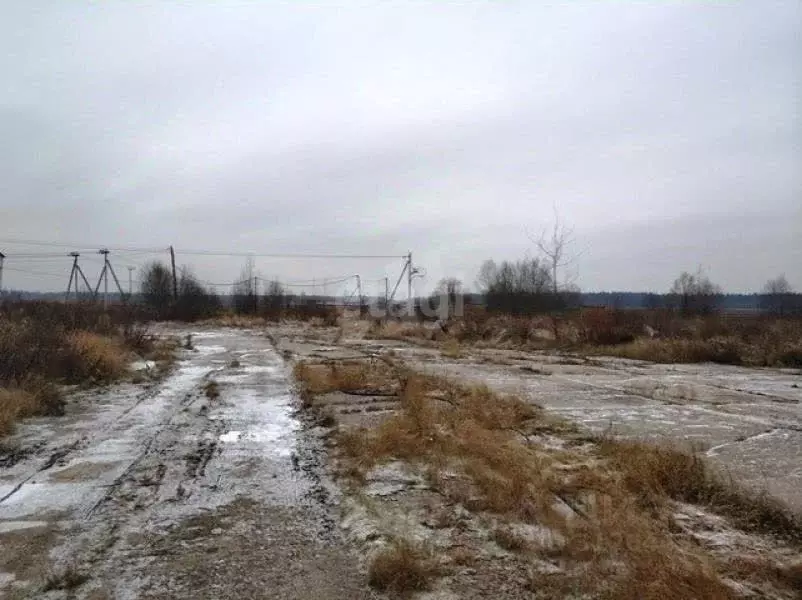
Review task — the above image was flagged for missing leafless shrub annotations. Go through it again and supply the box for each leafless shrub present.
[43,565,89,591]
[367,539,439,593]
[492,525,530,552]
[203,380,220,400]
[0,301,152,436]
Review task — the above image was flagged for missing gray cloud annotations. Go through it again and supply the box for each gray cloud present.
[1,1,800,294]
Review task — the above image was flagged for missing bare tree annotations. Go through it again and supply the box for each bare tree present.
[263,279,285,318]
[669,269,722,314]
[478,258,562,314]
[233,256,258,314]
[764,274,792,296]
[140,261,173,316]
[762,275,796,316]
[531,208,578,295]
[175,268,220,321]
[476,260,498,294]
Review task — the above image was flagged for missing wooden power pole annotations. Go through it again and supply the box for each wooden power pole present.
[407,252,413,317]
[169,246,178,301]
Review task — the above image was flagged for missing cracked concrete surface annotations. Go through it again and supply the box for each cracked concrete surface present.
[325,337,802,514]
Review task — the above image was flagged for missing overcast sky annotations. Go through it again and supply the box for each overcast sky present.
[1,1,800,295]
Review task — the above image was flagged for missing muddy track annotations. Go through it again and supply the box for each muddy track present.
[0,327,378,599]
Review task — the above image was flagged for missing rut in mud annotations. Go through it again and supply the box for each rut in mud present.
[0,327,377,599]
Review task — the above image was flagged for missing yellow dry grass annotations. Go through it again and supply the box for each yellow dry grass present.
[294,357,802,599]
[293,360,397,395]
[203,314,268,328]
[440,338,464,359]
[65,331,127,382]
[367,538,440,594]
[0,388,38,436]
[365,321,430,342]
[598,439,802,540]
[0,379,64,436]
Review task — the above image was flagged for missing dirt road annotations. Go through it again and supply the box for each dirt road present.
[0,327,376,599]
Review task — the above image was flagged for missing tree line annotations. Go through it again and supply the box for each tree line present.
[138,260,339,322]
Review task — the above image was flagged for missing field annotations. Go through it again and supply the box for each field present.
[284,315,802,599]
[0,306,800,598]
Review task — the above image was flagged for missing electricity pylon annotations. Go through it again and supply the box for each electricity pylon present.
[93,249,127,308]
[66,252,93,302]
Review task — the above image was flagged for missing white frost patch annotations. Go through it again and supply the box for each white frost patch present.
[706,429,782,457]
[0,520,50,533]
[0,482,96,519]
[194,345,226,355]
[160,365,210,395]
[215,389,299,457]
[219,431,242,443]
[129,360,155,372]
[508,522,565,550]
[191,331,233,338]
[364,461,427,497]
[241,365,277,375]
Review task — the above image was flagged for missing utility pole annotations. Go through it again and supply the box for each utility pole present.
[384,277,389,316]
[0,251,5,298]
[127,266,135,298]
[169,245,178,301]
[355,275,362,313]
[66,252,93,302]
[407,252,413,317]
[93,249,126,309]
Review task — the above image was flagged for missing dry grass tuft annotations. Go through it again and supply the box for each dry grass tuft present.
[333,374,559,523]
[0,380,64,436]
[492,525,530,552]
[203,380,220,400]
[64,331,127,382]
[293,360,398,395]
[598,439,802,541]
[441,338,464,359]
[43,565,89,592]
[367,539,440,594]
[727,556,802,591]
[598,337,745,365]
[551,493,736,600]
[0,388,39,436]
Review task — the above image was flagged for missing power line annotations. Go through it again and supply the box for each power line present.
[1,252,74,259]
[0,238,166,253]
[257,275,357,285]
[0,238,404,260]
[175,249,405,259]
[2,266,68,279]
